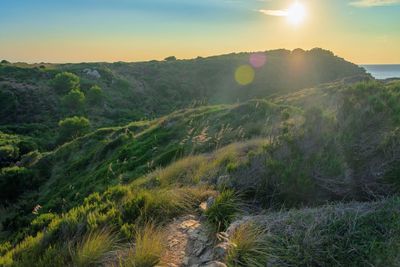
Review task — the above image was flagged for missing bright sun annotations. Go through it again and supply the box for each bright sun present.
[287,2,306,25]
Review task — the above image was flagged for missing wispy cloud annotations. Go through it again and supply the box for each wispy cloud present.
[349,0,400,7]
[259,9,287,16]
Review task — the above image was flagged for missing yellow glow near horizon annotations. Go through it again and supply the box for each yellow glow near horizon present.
[287,2,306,26]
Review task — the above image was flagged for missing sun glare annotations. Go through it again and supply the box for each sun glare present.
[287,2,306,25]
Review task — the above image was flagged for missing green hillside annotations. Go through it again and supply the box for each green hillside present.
[1,50,400,267]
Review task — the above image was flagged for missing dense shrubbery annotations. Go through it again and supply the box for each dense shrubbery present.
[0,166,33,203]
[52,72,80,94]
[86,85,104,106]
[61,89,85,112]
[57,116,90,143]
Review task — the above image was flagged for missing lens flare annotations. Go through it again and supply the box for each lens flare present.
[249,53,267,68]
[235,65,255,86]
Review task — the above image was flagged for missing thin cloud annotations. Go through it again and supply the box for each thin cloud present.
[259,9,287,16]
[349,0,400,7]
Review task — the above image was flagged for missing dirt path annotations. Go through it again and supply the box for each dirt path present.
[157,215,224,267]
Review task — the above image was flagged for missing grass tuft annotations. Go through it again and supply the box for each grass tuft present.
[71,229,117,267]
[205,190,239,231]
[121,223,165,267]
[226,222,269,267]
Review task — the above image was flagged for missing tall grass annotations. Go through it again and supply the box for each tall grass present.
[121,223,164,267]
[205,190,239,231]
[226,222,268,267]
[71,229,117,267]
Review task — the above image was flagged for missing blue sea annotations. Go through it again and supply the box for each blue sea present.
[361,64,400,79]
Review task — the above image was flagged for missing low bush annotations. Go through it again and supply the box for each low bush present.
[58,116,90,143]
[205,190,239,231]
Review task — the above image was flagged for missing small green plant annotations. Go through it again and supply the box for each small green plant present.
[205,190,239,231]
[122,223,164,267]
[226,222,268,267]
[71,229,117,267]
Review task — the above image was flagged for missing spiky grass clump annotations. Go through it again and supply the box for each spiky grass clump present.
[72,229,117,267]
[122,223,164,267]
[205,190,239,231]
[226,222,268,267]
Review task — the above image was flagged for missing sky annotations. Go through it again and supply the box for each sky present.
[0,0,399,64]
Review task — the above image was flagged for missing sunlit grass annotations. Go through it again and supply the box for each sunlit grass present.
[120,223,164,267]
[226,222,268,267]
[71,229,117,267]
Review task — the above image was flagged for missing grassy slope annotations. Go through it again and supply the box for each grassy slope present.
[1,80,400,266]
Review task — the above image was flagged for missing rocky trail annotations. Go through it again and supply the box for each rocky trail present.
[157,214,227,267]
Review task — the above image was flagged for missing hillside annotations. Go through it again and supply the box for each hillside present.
[0,48,366,148]
[2,50,400,267]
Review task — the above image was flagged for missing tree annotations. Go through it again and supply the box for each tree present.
[86,85,104,105]
[164,56,177,61]
[61,89,85,112]
[58,116,90,143]
[52,72,80,94]
[1,60,10,64]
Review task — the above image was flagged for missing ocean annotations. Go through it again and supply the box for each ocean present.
[361,64,400,80]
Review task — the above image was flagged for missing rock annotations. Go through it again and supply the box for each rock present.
[182,257,190,265]
[200,196,215,212]
[83,68,101,79]
[200,261,227,267]
[199,249,214,262]
[214,243,229,260]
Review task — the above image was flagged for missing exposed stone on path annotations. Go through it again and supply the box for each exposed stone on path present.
[158,214,225,267]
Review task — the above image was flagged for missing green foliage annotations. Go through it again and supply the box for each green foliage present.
[205,190,239,231]
[58,116,90,143]
[52,72,80,94]
[31,213,57,232]
[86,85,104,105]
[0,166,33,202]
[61,89,85,112]
[0,90,17,123]
[0,242,11,256]
[0,145,19,166]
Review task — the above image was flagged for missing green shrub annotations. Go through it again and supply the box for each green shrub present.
[61,89,85,112]
[0,166,33,202]
[31,213,57,232]
[0,242,11,257]
[37,245,70,267]
[0,145,19,166]
[205,190,239,231]
[52,72,80,94]
[86,85,104,105]
[58,116,90,143]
